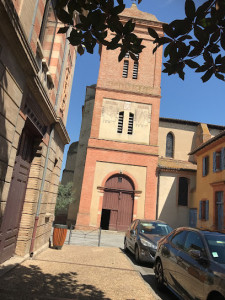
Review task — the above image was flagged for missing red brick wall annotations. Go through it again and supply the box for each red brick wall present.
[76,14,163,229]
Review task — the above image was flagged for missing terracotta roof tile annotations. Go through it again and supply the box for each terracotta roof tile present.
[158,157,197,171]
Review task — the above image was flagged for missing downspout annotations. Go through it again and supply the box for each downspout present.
[28,0,40,43]
[29,28,71,256]
[156,168,160,220]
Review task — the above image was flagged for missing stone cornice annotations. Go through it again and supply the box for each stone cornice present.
[56,117,70,144]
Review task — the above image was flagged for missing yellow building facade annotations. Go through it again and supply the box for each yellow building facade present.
[190,131,225,232]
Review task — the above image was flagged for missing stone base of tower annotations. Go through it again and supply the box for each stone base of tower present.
[75,145,159,231]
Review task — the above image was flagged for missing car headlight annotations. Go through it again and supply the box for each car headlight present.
[140,237,157,249]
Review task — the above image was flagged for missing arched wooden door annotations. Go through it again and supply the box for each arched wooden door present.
[101,174,134,231]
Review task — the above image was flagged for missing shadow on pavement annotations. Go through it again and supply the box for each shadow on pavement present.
[0,264,110,300]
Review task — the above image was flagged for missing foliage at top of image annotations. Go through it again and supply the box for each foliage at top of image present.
[55,0,225,82]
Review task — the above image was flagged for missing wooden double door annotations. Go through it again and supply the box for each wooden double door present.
[0,127,34,263]
[101,175,134,231]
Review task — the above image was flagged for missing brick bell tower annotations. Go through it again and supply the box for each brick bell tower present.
[74,3,163,230]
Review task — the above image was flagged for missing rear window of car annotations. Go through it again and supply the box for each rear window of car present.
[205,234,225,264]
[139,222,172,235]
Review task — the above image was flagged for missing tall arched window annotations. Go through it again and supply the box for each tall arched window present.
[166,132,174,158]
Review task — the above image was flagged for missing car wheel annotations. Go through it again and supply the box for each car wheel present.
[135,245,140,263]
[155,259,164,290]
[124,238,128,252]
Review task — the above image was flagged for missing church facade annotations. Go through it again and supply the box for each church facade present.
[64,4,225,231]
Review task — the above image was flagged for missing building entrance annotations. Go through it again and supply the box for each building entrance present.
[101,174,134,231]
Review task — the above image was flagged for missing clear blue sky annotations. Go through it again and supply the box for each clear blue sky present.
[61,0,225,177]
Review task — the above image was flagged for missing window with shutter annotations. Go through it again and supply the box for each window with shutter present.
[117,112,124,133]
[199,200,209,220]
[178,177,188,206]
[127,113,134,135]
[199,201,202,219]
[203,156,209,176]
[166,132,174,158]
[122,60,129,78]
[213,150,222,172]
[221,148,225,170]
[132,61,139,79]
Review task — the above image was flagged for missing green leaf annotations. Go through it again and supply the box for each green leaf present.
[185,0,196,20]
[77,44,84,55]
[118,49,127,62]
[57,26,69,34]
[188,44,204,57]
[170,19,192,36]
[196,0,212,19]
[112,4,125,15]
[185,59,200,69]
[163,24,175,38]
[148,27,159,39]
[207,43,220,53]
[210,29,220,43]
[215,54,222,64]
[221,32,225,50]
[196,64,210,73]
[158,37,173,46]
[201,68,214,82]
[194,26,209,44]
[215,73,225,81]
[56,8,73,25]
[124,19,135,34]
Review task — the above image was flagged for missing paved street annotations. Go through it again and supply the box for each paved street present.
[123,250,178,300]
[64,229,178,300]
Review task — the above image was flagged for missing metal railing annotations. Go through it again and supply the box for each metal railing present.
[66,225,102,247]
[65,226,124,248]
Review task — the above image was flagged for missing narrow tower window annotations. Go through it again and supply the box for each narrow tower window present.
[166,132,174,158]
[132,61,139,79]
[122,60,129,78]
[127,113,134,135]
[117,112,124,133]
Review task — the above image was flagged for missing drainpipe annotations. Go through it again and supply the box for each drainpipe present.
[29,29,70,256]
[156,168,160,220]
[28,0,40,43]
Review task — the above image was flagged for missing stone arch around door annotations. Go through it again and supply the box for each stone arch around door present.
[100,174,135,231]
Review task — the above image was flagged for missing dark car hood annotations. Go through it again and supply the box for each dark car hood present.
[139,233,163,245]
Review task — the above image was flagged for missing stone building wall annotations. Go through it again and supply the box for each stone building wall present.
[0,0,76,262]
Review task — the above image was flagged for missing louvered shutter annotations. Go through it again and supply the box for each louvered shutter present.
[117,112,124,133]
[122,60,129,78]
[213,152,217,172]
[205,200,209,221]
[127,113,134,135]
[203,157,206,176]
[221,148,225,170]
[199,201,202,220]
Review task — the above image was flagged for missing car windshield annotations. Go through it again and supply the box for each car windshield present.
[139,222,172,236]
[205,234,225,264]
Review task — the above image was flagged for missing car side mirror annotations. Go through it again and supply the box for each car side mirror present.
[189,249,201,259]
[130,229,136,236]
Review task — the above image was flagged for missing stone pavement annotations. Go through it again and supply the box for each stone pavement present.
[0,245,159,300]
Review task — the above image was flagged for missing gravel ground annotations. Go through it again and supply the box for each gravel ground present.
[0,245,158,300]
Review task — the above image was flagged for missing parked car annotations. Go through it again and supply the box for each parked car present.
[154,227,225,300]
[124,219,173,264]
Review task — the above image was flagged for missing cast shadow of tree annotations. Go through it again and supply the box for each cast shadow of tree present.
[0,264,111,300]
